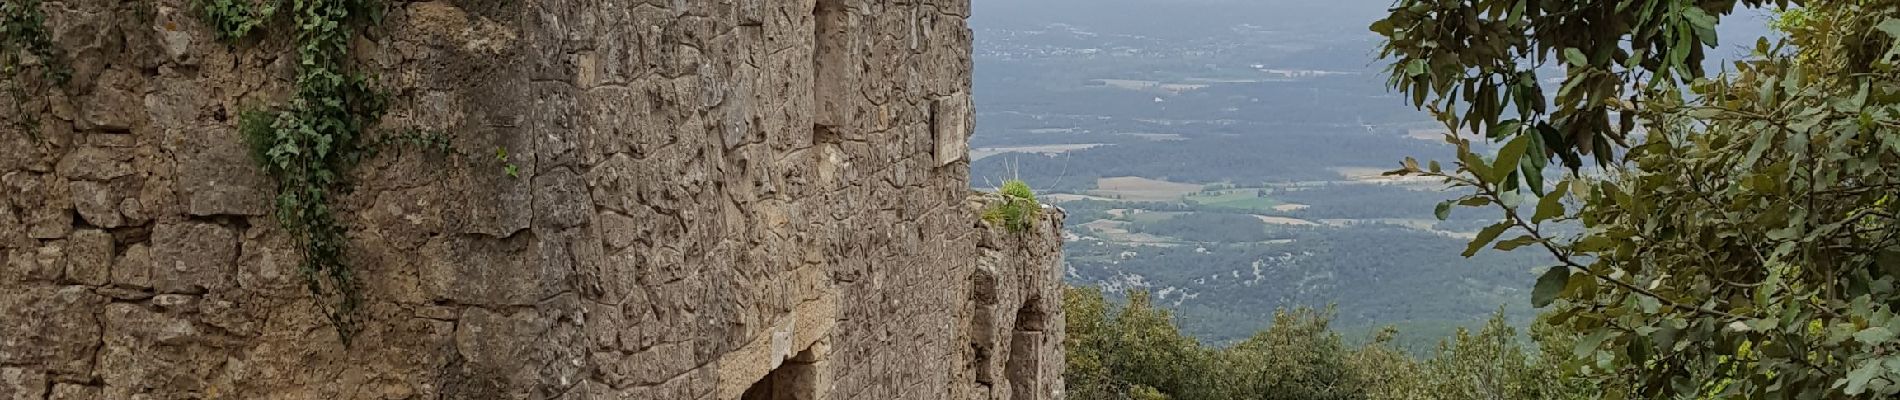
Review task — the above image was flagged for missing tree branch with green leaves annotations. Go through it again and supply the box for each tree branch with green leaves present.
[1377,0,1900,398]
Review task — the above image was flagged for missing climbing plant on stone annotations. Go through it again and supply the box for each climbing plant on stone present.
[1,0,69,134]
[202,0,387,343]
[197,0,277,41]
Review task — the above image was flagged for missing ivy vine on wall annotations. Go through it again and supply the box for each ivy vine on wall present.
[2,0,69,134]
[200,0,388,343]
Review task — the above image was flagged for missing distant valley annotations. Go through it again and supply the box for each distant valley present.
[968,0,1552,346]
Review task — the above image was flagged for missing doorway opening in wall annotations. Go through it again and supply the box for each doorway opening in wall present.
[1005,301,1046,400]
[740,348,820,400]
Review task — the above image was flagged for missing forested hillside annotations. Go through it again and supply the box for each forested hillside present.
[1063,287,1594,400]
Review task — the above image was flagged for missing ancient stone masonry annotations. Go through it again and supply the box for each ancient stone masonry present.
[0,0,1064,399]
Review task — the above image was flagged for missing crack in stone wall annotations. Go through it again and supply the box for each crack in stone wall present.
[0,0,1064,399]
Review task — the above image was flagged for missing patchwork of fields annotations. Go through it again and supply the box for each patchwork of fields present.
[1032,169,1531,343]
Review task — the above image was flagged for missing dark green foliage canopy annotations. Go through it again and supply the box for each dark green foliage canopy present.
[1378,0,1900,398]
[1376,0,1792,170]
[1063,287,1589,400]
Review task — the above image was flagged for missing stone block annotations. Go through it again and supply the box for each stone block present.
[32,243,66,282]
[98,303,209,397]
[236,225,299,293]
[0,287,105,377]
[65,229,112,285]
[54,147,135,181]
[151,221,238,294]
[177,128,269,217]
[422,234,560,305]
[0,368,46,400]
[26,211,71,239]
[534,168,591,230]
[451,308,549,395]
[813,0,859,130]
[69,180,124,228]
[48,383,100,400]
[111,243,151,289]
[77,70,142,132]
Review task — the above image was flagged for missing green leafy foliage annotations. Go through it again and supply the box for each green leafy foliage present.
[2,0,68,133]
[495,146,519,178]
[197,0,277,41]
[983,179,1041,232]
[1374,0,1792,176]
[1379,0,1900,398]
[1413,313,1594,400]
[1064,287,1591,400]
[1530,267,1567,308]
[223,0,388,343]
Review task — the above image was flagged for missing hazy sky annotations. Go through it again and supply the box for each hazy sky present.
[973,0,1776,64]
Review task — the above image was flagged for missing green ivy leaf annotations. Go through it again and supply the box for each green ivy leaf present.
[1856,327,1895,344]
[1844,362,1883,394]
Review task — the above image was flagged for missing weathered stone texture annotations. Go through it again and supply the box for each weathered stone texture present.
[1,0,1063,399]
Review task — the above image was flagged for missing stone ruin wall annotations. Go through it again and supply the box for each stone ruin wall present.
[0,0,1066,398]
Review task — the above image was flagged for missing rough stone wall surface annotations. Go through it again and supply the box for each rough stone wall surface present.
[0,0,1066,399]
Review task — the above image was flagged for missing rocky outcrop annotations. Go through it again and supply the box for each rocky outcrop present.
[0,0,1064,399]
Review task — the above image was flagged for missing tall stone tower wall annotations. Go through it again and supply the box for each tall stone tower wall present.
[0,0,1065,398]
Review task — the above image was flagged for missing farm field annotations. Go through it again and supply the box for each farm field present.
[1185,189,1280,210]
[970,143,1108,160]
[1044,193,1119,202]
[1090,176,1202,201]
[1122,210,1184,224]
[1078,219,1184,247]
[1272,203,1309,212]
[1252,215,1317,226]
